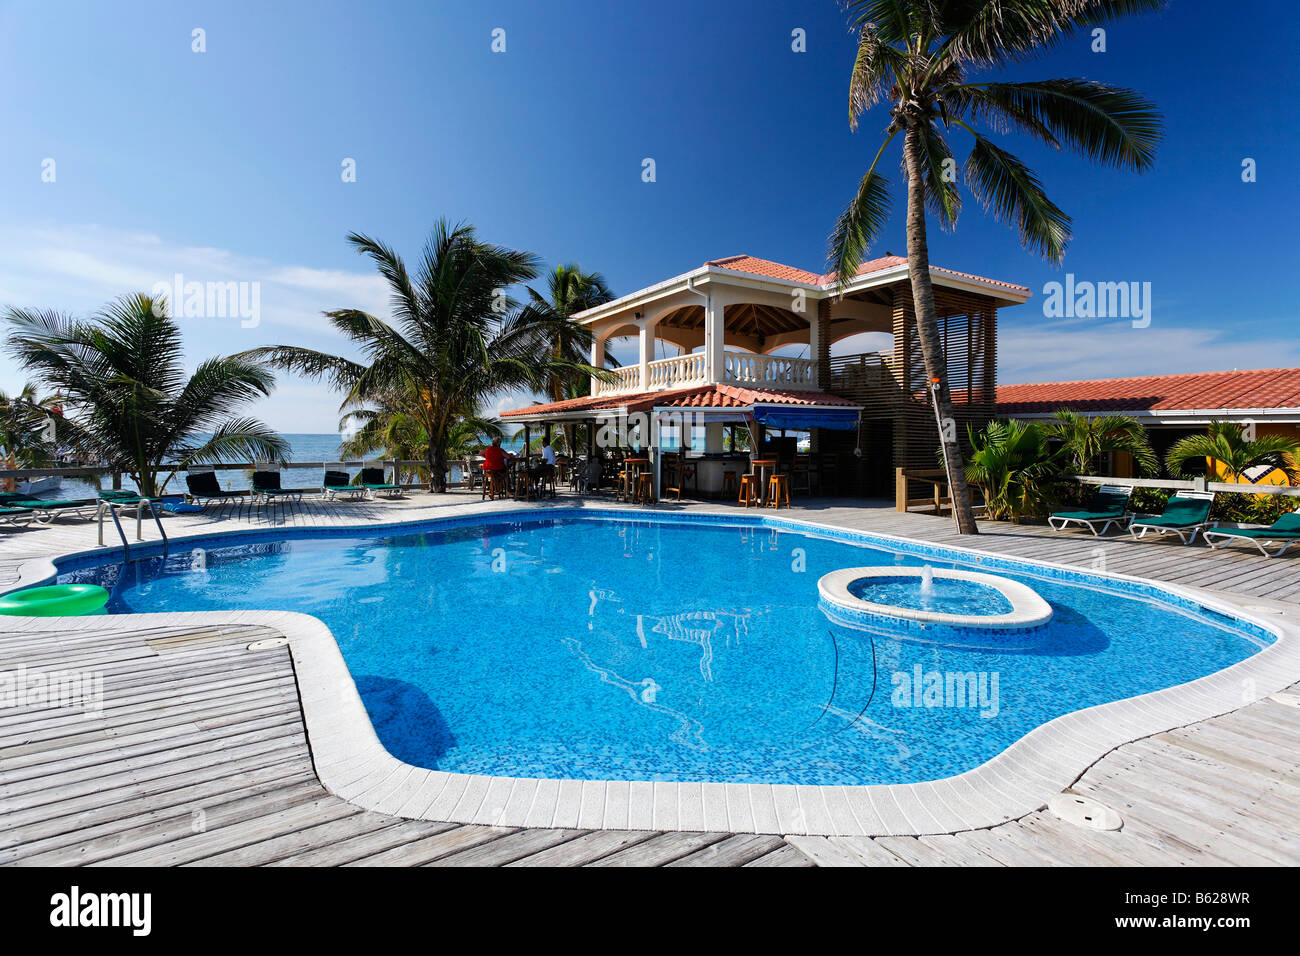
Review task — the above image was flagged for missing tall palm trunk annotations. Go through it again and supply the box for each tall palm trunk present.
[902,129,979,535]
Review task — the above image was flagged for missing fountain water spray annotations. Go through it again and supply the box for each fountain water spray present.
[921,564,935,595]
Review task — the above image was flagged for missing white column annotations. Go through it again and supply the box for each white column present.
[808,302,822,389]
[639,321,655,390]
[704,294,726,384]
[590,330,607,395]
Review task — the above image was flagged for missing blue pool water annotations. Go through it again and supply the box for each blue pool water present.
[848,575,1014,616]
[54,513,1274,786]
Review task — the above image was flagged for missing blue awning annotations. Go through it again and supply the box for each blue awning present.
[752,405,860,430]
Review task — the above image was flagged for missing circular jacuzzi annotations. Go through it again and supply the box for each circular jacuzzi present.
[818,565,1053,647]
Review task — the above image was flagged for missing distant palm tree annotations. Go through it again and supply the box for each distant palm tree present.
[829,0,1164,534]
[3,294,287,496]
[1045,409,1157,476]
[1165,421,1299,484]
[339,390,502,484]
[519,263,617,454]
[244,221,590,492]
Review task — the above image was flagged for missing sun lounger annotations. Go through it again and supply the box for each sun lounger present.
[360,465,402,499]
[0,505,33,527]
[1048,484,1133,536]
[0,491,97,523]
[251,466,310,504]
[185,469,243,507]
[322,468,366,501]
[1202,510,1300,557]
[1128,490,1216,544]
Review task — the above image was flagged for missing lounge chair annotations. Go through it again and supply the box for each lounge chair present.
[1048,484,1133,536]
[251,467,308,504]
[1203,510,1300,557]
[185,468,243,507]
[0,491,97,523]
[0,505,33,528]
[322,467,366,501]
[1128,491,1216,544]
[360,464,402,499]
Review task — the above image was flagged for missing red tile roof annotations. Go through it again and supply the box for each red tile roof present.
[501,384,857,419]
[997,368,1300,414]
[706,254,1029,293]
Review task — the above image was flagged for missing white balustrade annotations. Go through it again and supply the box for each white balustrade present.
[592,350,815,395]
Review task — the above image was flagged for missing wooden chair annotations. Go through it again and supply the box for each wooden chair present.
[483,469,507,501]
[635,472,655,505]
[767,473,791,509]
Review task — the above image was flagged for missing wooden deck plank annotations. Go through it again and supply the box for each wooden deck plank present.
[0,495,1297,866]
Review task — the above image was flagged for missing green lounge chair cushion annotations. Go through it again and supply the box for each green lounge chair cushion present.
[0,507,31,515]
[19,498,93,509]
[1214,527,1300,539]
[1052,508,1125,521]
[1132,496,1212,528]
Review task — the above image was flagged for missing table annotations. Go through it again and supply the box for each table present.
[749,458,777,505]
[623,457,650,503]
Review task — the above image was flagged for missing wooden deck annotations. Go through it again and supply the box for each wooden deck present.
[1,492,1298,866]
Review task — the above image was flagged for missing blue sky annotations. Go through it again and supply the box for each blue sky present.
[2,0,1297,431]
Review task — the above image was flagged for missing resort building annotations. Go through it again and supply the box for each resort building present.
[503,254,1031,499]
[997,367,1300,483]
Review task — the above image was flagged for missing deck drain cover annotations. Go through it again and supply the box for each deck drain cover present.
[1047,792,1123,831]
[247,637,290,651]
[1268,692,1300,708]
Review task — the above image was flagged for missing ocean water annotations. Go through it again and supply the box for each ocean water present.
[53,433,520,497]
[56,513,1273,786]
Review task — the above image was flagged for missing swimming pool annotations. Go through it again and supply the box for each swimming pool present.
[53,512,1275,787]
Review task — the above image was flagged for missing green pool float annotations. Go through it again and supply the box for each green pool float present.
[0,585,110,617]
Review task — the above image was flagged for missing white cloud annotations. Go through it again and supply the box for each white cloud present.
[0,221,389,431]
[998,318,1300,384]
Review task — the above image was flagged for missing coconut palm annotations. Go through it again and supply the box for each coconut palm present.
[1045,408,1157,476]
[339,391,502,484]
[243,221,591,492]
[519,263,617,454]
[829,0,1164,534]
[1165,421,1300,484]
[3,294,287,496]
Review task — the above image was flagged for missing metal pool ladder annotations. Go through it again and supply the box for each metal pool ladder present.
[96,497,169,555]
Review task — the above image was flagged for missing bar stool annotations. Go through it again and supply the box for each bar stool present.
[767,473,791,509]
[722,470,738,499]
[635,472,655,505]
[738,474,758,507]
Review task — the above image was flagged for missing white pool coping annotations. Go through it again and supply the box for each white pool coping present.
[818,565,1054,633]
[6,506,1300,837]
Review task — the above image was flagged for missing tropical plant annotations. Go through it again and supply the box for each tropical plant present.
[1044,408,1157,476]
[965,419,1065,522]
[243,221,592,492]
[829,0,1164,534]
[519,263,617,454]
[339,391,502,483]
[1165,421,1300,484]
[0,383,59,467]
[3,294,287,496]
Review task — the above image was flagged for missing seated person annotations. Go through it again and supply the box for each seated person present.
[534,438,557,477]
[482,437,512,472]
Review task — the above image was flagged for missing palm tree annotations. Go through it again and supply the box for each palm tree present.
[243,221,589,492]
[3,294,287,496]
[965,419,1065,522]
[829,0,1163,534]
[1045,408,1157,476]
[519,263,617,454]
[0,383,60,492]
[1166,421,1300,484]
[338,390,502,484]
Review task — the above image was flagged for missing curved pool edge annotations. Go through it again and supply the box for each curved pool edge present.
[7,505,1300,836]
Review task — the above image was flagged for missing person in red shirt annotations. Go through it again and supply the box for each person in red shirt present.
[481,437,511,472]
